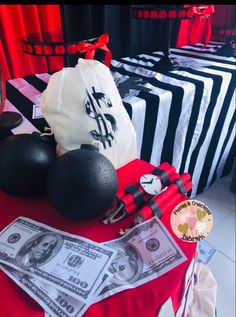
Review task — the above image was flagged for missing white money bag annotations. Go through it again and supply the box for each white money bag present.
[40,58,137,169]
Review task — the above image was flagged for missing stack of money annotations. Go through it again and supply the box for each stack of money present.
[0,216,187,317]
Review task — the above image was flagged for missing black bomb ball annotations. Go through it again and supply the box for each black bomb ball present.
[47,144,118,220]
[0,132,56,197]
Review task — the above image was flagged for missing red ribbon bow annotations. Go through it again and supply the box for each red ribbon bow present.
[187,5,215,47]
[77,33,112,67]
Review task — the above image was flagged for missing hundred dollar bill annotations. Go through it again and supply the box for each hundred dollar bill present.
[197,240,216,264]
[0,263,111,317]
[97,216,187,300]
[0,217,116,303]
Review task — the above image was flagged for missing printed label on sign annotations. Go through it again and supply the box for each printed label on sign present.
[170,200,213,243]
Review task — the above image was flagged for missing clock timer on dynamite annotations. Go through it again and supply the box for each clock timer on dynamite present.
[140,174,162,196]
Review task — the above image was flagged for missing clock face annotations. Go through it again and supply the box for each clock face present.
[140,174,162,196]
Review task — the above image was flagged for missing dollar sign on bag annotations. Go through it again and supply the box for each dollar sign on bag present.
[84,87,117,149]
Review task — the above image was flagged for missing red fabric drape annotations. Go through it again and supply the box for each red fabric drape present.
[176,5,235,48]
[0,5,64,80]
[176,4,215,47]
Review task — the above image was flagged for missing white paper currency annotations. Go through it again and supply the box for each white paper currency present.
[0,263,111,317]
[0,217,117,303]
[97,216,187,300]
[197,240,216,264]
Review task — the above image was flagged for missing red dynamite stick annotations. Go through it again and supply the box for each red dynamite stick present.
[145,183,192,222]
[161,194,189,214]
[119,192,191,235]
[104,163,181,224]
[137,193,189,224]
[115,162,174,200]
[135,181,192,223]
[135,174,191,222]
[116,162,171,200]
[155,173,191,206]
[121,191,190,234]
[118,168,180,208]
[123,171,181,214]
[124,203,137,214]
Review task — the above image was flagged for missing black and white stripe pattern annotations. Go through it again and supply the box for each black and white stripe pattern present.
[4,42,235,197]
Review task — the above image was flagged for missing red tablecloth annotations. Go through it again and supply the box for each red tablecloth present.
[0,159,196,317]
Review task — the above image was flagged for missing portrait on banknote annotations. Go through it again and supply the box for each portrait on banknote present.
[107,242,143,286]
[16,232,63,270]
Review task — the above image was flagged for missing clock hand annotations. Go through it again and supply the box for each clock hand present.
[142,178,154,185]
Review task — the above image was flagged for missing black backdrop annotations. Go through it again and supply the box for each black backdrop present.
[60,5,181,65]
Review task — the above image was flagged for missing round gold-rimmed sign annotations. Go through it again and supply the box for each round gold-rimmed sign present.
[170,199,213,242]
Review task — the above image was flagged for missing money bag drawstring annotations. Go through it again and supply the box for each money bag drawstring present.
[40,127,54,137]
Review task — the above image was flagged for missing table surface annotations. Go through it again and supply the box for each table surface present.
[3,41,236,199]
[0,158,197,317]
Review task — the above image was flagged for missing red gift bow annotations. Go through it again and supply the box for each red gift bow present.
[187,5,215,47]
[77,33,112,67]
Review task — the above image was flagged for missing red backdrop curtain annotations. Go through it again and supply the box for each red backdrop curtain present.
[0,5,64,80]
[1,5,234,80]
[1,5,182,80]
[176,5,235,47]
